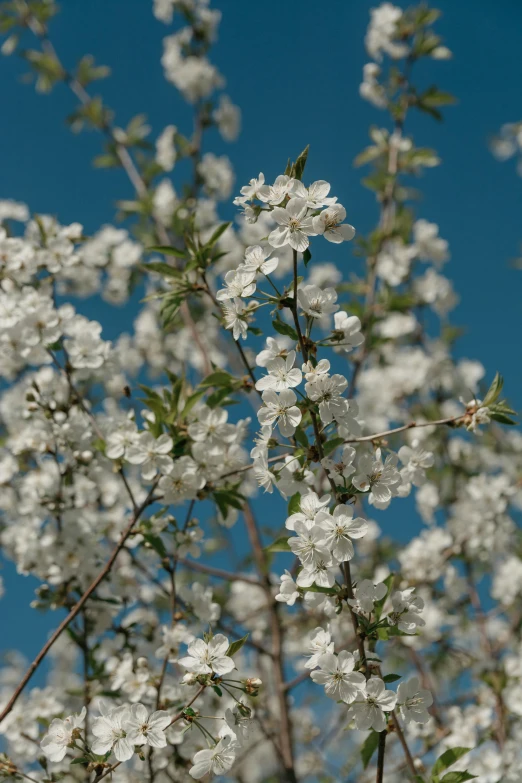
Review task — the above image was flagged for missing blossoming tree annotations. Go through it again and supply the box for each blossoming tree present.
[0,2,520,783]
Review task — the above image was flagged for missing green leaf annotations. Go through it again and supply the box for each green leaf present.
[70,758,90,766]
[226,633,249,657]
[439,773,477,783]
[489,412,517,426]
[265,536,291,553]
[287,493,301,516]
[148,245,186,258]
[204,221,232,250]
[382,673,401,683]
[93,153,120,168]
[272,319,298,340]
[140,262,182,278]
[322,437,344,457]
[483,372,504,406]
[207,387,234,408]
[432,748,472,777]
[293,144,310,181]
[180,389,207,419]
[212,685,223,697]
[294,427,309,448]
[200,370,235,388]
[303,248,312,267]
[361,731,379,769]
[420,87,457,107]
[143,533,167,559]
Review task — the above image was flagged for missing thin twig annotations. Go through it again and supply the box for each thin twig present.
[0,480,158,725]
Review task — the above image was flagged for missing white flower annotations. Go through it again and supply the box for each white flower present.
[413,219,449,266]
[312,204,355,243]
[315,504,368,562]
[376,239,417,286]
[257,389,302,438]
[332,311,364,352]
[124,704,171,747]
[153,179,177,226]
[253,451,276,493]
[348,580,388,614]
[302,358,331,380]
[322,445,356,485]
[360,62,387,108]
[305,627,335,669]
[221,706,252,746]
[275,570,300,606]
[158,457,205,504]
[310,651,366,703]
[348,677,397,731]
[391,588,425,634]
[352,448,401,508]
[288,520,330,567]
[258,174,295,205]
[268,198,316,253]
[155,125,177,171]
[297,284,339,319]
[179,633,234,676]
[198,153,234,200]
[188,406,236,445]
[40,707,87,762]
[216,268,256,301]
[213,95,241,142]
[256,336,292,367]
[222,297,248,341]
[291,179,337,208]
[91,703,134,762]
[296,557,338,588]
[397,677,433,724]
[155,624,193,662]
[365,3,409,61]
[243,244,279,275]
[305,373,348,424]
[64,319,109,369]
[235,172,266,204]
[398,443,434,488]
[189,735,236,779]
[255,350,302,392]
[126,432,173,480]
[285,491,331,531]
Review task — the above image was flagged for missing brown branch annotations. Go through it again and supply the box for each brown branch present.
[376,729,387,783]
[175,556,263,586]
[0,480,158,726]
[344,416,462,444]
[242,502,298,783]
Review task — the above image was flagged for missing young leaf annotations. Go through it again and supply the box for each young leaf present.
[382,673,401,683]
[439,773,477,783]
[287,493,301,516]
[226,633,249,657]
[432,748,471,776]
[483,372,504,406]
[272,319,298,340]
[293,144,310,181]
[303,247,312,267]
[140,262,182,278]
[265,536,291,553]
[148,245,186,258]
[322,437,344,456]
[204,221,232,250]
[361,731,379,769]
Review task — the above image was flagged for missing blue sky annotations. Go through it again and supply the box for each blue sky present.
[1,0,521,679]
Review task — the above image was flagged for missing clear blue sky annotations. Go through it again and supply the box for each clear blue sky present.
[1,0,521,677]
